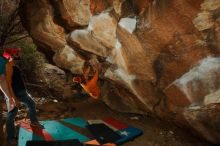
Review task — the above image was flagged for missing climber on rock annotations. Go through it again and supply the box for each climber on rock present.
[73,63,100,99]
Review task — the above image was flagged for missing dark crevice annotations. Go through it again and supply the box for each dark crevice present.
[120,0,139,17]
[35,39,55,64]
[48,0,72,33]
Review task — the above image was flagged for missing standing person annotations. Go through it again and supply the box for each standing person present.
[3,48,43,146]
[0,50,17,146]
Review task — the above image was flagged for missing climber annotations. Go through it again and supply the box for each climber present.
[0,50,17,146]
[73,63,100,99]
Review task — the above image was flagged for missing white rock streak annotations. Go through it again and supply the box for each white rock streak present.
[174,56,220,102]
[114,40,126,68]
[88,12,117,48]
[53,45,85,73]
[119,17,137,34]
[58,45,77,62]
[115,68,136,83]
[105,39,136,85]
[88,12,110,32]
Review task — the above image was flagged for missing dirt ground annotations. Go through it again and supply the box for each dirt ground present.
[33,98,212,146]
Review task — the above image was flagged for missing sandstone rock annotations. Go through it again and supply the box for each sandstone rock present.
[184,104,220,144]
[20,0,66,50]
[201,0,220,11]
[204,89,220,105]
[69,11,117,57]
[53,45,85,74]
[113,0,138,17]
[43,63,66,79]
[193,11,214,31]
[164,57,220,109]
[118,17,137,34]
[198,1,220,54]
[113,0,125,16]
[104,24,158,109]
[212,23,220,52]
[103,18,159,108]
[20,0,220,143]
[88,12,117,49]
[41,63,76,98]
[90,0,113,15]
[116,26,156,81]
[101,81,149,114]
[133,0,150,14]
[69,29,107,57]
[58,0,92,27]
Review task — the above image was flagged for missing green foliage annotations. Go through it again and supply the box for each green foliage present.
[16,39,46,81]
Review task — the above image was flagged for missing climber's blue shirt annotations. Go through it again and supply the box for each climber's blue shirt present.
[0,56,6,75]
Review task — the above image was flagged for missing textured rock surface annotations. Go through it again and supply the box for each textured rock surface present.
[41,63,75,98]
[20,0,220,143]
[164,57,220,108]
[58,0,91,27]
[20,0,66,50]
[53,45,85,73]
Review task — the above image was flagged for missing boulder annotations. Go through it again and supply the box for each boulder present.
[53,45,85,74]
[58,0,92,27]
[20,0,220,143]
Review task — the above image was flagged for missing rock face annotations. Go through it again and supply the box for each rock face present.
[20,0,220,143]
[40,63,76,99]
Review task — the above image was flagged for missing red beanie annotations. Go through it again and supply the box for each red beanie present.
[2,48,20,59]
[5,48,20,55]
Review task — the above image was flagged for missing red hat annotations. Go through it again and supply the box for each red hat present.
[3,48,20,59]
[5,48,20,55]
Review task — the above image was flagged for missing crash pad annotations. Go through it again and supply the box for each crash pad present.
[18,117,142,146]
[87,123,121,144]
[18,117,90,146]
[26,139,83,146]
[88,117,143,145]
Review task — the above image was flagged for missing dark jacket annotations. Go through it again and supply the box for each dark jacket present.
[11,66,26,95]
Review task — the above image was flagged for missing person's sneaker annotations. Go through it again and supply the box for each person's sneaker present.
[7,139,17,146]
[30,122,45,129]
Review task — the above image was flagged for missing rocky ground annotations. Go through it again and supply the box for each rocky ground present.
[2,93,212,146]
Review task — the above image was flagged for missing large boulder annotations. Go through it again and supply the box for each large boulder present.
[68,12,117,57]
[20,0,66,50]
[20,0,220,143]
